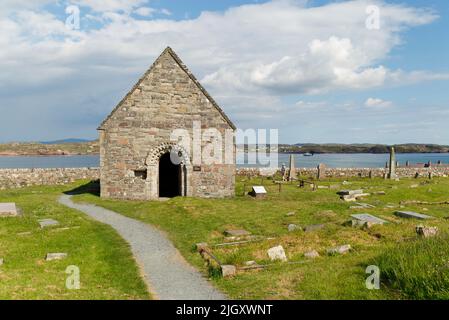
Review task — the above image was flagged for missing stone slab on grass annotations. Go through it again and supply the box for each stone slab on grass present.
[38,218,60,228]
[304,224,326,232]
[394,211,433,220]
[304,250,320,259]
[45,253,67,261]
[327,244,351,255]
[0,203,18,217]
[224,229,251,237]
[351,214,387,225]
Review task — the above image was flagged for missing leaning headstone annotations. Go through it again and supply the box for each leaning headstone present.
[250,186,267,199]
[45,253,67,261]
[267,245,288,262]
[224,229,251,237]
[416,225,438,238]
[327,244,351,255]
[394,211,432,220]
[350,214,387,225]
[317,163,326,180]
[221,265,236,278]
[0,203,18,217]
[304,250,320,259]
[388,147,397,179]
[38,219,59,228]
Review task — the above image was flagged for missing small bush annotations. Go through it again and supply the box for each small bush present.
[374,234,449,299]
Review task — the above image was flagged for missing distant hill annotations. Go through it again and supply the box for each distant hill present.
[280,143,449,154]
[0,140,99,156]
[40,138,95,145]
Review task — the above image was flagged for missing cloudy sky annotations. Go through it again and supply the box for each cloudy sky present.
[1,0,448,144]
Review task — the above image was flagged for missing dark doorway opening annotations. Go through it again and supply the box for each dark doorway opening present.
[159,152,181,198]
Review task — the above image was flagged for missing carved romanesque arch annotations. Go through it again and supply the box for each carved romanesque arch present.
[145,142,191,166]
[145,143,192,199]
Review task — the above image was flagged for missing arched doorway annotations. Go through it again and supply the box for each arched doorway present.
[159,152,181,197]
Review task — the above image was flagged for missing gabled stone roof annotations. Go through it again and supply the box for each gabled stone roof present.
[98,47,236,130]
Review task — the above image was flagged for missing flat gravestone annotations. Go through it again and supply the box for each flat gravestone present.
[0,203,18,217]
[351,214,387,225]
[224,229,251,237]
[38,219,60,228]
[394,211,432,220]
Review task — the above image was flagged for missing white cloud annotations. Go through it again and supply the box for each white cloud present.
[73,0,148,13]
[365,97,393,108]
[134,7,156,17]
[0,0,448,141]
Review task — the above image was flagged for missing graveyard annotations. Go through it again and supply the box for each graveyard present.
[0,184,149,299]
[65,173,449,300]
[1,170,449,299]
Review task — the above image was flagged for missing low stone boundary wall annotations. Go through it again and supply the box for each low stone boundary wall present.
[1,166,448,191]
[0,168,100,190]
[236,167,449,178]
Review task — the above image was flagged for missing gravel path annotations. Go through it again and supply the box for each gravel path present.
[58,194,226,300]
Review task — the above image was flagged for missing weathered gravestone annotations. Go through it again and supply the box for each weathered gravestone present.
[288,154,296,181]
[388,147,397,179]
[221,265,236,278]
[317,163,326,180]
[394,211,432,220]
[0,203,18,217]
[416,225,438,238]
[350,214,387,226]
[267,245,287,262]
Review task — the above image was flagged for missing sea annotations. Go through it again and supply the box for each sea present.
[0,152,448,169]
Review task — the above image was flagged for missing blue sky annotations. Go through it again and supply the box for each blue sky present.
[0,0,448,144]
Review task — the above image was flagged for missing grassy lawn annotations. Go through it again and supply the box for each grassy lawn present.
[71,175,449,300]
[0,183,149,300]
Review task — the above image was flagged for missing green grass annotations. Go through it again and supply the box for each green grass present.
[0,182,149,300]
[71,175,449,299]
[3,175,448,300]
[374,235,449,300]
